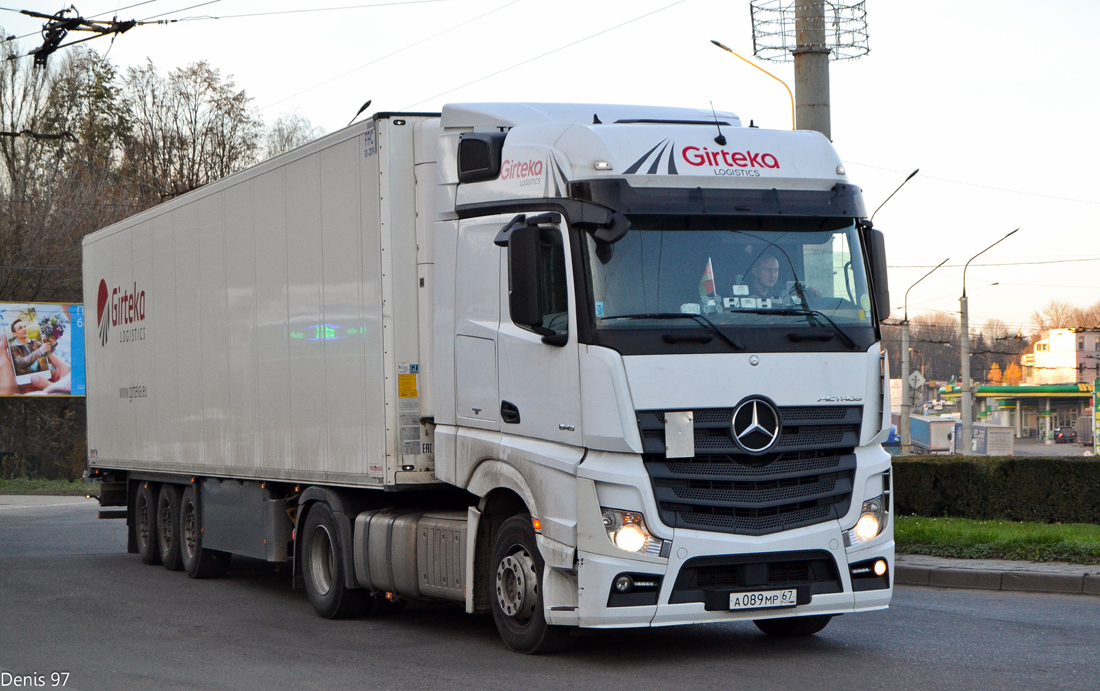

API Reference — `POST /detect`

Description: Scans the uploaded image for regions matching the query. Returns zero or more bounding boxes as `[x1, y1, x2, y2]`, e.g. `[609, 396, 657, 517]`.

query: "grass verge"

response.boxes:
[895, 515, 1100, 564]
[0, 477, 98, 496]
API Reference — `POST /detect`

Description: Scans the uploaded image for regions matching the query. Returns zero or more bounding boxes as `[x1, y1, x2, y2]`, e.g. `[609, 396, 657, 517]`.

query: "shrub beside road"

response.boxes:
[895, 515, 1100, 564]
[0, 478, 97, 496]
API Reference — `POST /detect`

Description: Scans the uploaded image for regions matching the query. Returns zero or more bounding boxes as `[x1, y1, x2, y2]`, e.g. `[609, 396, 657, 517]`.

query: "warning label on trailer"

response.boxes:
[398, 374, 418, 397]
[399, 397, 421, 455]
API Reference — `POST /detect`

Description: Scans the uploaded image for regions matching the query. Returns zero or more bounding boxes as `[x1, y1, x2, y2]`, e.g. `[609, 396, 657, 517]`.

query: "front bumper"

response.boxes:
[571, 521, 892, 628]
[562, 445, 894, 629]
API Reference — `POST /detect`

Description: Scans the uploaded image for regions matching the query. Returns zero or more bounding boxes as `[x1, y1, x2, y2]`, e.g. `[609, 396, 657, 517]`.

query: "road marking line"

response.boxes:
[0, 502, 99, 510]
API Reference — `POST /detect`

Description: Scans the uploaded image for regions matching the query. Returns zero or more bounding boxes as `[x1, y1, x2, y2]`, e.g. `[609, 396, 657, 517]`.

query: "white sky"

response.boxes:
[4, 0, 1098, 332]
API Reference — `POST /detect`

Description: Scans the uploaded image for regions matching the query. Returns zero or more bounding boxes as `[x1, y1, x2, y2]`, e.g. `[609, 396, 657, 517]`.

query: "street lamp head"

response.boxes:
[904, 256, 949, 323]
[962, 228, 1019, 297]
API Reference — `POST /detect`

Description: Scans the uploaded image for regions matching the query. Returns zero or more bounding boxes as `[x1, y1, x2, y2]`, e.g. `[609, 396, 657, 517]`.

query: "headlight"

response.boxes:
[601, 509, 670, 557]
[845, 494, 888, 546]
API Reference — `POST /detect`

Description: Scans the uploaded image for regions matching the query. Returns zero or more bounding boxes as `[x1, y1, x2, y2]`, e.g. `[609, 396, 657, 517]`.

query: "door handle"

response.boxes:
[500, 400, 521, 424]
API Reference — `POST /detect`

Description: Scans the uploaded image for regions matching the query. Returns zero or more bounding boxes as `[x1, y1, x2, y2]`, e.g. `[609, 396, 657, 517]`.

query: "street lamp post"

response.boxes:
[960, 229, 1019, 455]
[900, 258, 949, 456]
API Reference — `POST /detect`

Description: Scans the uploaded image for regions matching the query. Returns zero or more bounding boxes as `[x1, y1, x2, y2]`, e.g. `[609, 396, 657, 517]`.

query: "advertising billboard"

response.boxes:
[0, 302, 84, 396]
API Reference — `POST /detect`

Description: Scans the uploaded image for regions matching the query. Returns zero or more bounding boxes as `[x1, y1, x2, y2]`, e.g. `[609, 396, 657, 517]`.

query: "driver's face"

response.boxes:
[754, 258, 780, 287]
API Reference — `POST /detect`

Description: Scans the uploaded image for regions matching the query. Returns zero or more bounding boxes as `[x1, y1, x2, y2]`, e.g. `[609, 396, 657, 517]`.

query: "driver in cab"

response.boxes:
[745, 254, 781, 299]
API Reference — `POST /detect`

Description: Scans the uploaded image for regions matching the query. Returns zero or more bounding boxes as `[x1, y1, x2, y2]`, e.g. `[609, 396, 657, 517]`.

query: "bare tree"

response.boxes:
[121, 60, 263, 201]
[908, 313, 960, 382]
[264, 112, 324, 159]
[0, 46, 136, 302]
[1031, 300, 1080, 331]
[1078, 299, 1100, 328]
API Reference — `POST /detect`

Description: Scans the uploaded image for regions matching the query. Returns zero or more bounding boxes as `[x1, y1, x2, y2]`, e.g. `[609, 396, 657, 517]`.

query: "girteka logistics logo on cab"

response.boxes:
[623, 139, 782, 177]
[682, 145, 780, 176]
[97, 279, 146, 346]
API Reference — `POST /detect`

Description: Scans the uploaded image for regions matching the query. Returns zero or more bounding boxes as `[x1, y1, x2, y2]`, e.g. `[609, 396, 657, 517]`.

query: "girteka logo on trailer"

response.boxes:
[96, 279, 146, 346]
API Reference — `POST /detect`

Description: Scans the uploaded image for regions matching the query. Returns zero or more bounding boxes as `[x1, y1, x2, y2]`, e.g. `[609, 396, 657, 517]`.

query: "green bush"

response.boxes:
[893, 455, 1100, 523]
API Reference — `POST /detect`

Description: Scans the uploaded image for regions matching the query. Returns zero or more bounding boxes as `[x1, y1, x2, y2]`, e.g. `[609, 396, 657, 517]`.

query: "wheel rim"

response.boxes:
[182, 500, 197, 560]
[136, 495, 151, 550]
[158, 498, 173, 549]
[495, 545, 537, 624]
[308, 524, 335, 596]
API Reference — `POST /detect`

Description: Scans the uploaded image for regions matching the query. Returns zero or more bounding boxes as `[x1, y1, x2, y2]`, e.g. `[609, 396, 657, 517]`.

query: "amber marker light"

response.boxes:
[531, 517, 542, 532]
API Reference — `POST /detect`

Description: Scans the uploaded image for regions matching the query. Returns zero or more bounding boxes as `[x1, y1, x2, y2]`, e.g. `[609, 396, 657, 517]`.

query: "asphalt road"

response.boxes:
[2, 495, 1098, 691]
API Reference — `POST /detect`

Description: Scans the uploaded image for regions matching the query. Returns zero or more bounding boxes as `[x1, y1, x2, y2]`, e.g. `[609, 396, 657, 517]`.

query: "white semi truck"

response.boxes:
[84, 103, 894, 653]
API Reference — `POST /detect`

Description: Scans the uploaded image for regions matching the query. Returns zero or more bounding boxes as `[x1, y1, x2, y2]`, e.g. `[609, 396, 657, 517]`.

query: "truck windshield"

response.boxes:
[581, 216, 875, 352]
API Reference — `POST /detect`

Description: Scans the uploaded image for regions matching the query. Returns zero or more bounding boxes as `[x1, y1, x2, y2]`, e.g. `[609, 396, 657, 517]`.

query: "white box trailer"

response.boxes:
[85, 104, 895, 653]
[909, 414, 956, 454]
[84, 114, 434, 488]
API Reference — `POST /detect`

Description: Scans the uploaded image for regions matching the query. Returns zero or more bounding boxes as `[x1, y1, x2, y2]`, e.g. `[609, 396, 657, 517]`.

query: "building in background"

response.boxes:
[1022, 328, 1100, 385]
[941, 329, 1100, 441]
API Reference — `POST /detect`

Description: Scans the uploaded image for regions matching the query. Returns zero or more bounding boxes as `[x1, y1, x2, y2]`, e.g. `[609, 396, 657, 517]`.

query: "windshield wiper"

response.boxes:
[727, 307, 860, 350]
[603, 312, 745, 351]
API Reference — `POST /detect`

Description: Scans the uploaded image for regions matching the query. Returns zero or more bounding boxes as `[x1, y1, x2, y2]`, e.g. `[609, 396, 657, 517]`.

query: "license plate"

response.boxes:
[729, 589, 797, 610]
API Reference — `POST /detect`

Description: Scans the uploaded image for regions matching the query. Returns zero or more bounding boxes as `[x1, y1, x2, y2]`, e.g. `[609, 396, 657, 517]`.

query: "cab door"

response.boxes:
[452, 217, 502, 431]
[496, 216, 582, 446]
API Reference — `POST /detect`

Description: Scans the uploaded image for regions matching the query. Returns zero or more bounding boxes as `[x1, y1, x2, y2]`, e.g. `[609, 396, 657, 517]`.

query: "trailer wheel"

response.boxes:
[489, 516, 573, 654]
[301, 502, 370, 619]
[754, 614, 833, 637]
[179, 484, 231, 579]
[157, 484, 184, 571]
[135, 483, 161, 565]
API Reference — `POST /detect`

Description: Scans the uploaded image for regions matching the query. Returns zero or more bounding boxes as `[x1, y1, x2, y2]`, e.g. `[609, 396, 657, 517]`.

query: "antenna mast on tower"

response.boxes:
[749, 0, 870, 139]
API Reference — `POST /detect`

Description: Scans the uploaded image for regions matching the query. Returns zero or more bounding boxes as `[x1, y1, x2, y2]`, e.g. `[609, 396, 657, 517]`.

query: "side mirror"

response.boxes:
[504, 222, 569, 346]
[865, 227, 890, 321]
[507, 225, 544, 332]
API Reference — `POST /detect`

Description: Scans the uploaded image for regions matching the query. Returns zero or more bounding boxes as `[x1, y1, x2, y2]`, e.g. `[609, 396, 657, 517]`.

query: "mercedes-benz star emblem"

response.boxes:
[731, 398, 781, 454]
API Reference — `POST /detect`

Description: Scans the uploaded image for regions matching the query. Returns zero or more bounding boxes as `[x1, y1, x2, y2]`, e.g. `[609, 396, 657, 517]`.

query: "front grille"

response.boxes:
[670, 550, 843, 607]
[639, 406, 861, 536]
[641, 406, 862, 456]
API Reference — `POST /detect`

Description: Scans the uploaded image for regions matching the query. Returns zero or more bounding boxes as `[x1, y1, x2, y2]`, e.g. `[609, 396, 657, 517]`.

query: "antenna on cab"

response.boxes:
[710, 101, 726, 146]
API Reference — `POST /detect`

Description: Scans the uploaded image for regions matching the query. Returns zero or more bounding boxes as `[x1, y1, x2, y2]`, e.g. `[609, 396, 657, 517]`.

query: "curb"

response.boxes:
[896, 559, 1100, 597]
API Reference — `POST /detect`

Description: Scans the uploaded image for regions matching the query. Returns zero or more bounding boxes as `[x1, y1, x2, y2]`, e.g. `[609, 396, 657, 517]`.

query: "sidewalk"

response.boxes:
[1012, 437, 1093, 457]
[896, 554, 1100, 596]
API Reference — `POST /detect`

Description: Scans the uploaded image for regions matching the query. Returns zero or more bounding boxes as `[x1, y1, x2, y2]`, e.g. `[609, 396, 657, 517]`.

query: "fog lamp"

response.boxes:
[614, 575, 634, 593]
[873, 559, 888, 577]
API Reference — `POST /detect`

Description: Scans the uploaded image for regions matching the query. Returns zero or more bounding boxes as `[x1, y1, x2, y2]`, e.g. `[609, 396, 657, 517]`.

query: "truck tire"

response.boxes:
[489, 516, 574, 654]
[135, 482, 161, 566]
[301, 502, 370, 619]
[157, 484, 184, 571]
[754, 614, 833, 637]
[179, 484, 231, 579]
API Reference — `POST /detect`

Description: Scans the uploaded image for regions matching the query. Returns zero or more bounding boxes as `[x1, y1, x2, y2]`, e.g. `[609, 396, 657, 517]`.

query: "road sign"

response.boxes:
[908, 371, 926, 390]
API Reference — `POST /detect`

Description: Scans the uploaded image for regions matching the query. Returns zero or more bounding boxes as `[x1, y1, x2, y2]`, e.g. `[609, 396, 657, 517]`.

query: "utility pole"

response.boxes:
[745, 1, 867, 137]
[960, 229, 1018, 455]
[959, 293, 972, 454]
[901, 258, 949, 455]
[793, 0, 831, 138]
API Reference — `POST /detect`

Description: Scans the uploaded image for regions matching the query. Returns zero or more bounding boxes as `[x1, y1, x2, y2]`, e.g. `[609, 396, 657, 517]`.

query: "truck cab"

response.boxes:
[429, 104, 893, 645]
